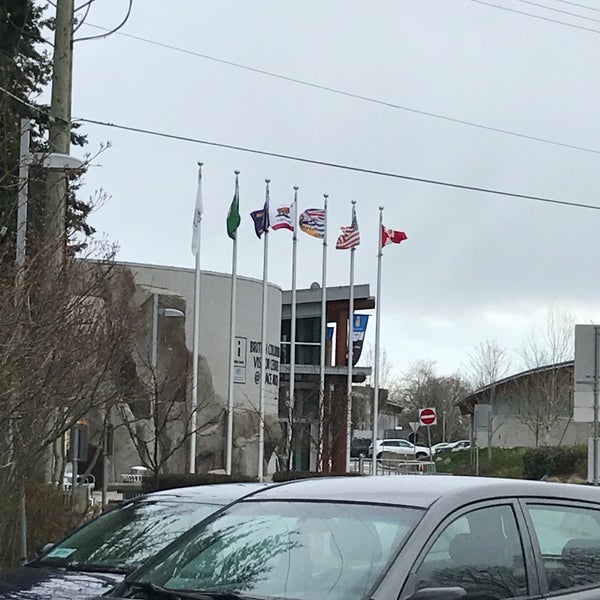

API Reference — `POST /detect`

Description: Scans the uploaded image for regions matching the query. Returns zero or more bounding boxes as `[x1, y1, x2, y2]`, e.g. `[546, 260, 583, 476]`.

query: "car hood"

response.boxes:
[0, 565, 123, 599]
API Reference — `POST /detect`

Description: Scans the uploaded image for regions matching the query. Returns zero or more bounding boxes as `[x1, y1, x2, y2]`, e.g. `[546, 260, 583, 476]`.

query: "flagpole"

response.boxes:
[346, 200, 356, 473]
[226, 171, 240, 476]
[372, 207, 384, 475]
[190, 162, 203, 475]
[258, 179, 270, 482]
[319, 194, 328, 472]
[288, 186, 299, 469]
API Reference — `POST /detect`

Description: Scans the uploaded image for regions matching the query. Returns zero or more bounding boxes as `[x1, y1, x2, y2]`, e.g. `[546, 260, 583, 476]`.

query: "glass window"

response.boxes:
[527, 504, 600, 592]
[384, 441, 400, 447]
[412, 505, 528, 599]
[39, 500, 221, 572]
[134, 501, 423, 600]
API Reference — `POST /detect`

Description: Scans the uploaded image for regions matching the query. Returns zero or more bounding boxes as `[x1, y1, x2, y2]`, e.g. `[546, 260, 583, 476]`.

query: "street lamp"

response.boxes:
[150, 293, 185, 471]
[17, 119, 84, 270]
[16, 119, 84, 564]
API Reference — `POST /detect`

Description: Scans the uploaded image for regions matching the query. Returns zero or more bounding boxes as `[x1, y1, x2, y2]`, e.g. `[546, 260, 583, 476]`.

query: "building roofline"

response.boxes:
[457, 360, 574, 407]
[113, 259, 282, 291]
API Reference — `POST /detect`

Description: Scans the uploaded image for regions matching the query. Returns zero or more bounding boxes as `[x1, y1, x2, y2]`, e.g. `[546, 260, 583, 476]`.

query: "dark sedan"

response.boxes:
[0, 483, 268, 600]
[105, 475, 600, 600]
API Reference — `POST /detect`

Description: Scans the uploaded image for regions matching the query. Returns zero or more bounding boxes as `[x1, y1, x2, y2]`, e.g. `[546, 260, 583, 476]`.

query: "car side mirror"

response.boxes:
[406, 587, 467, 600]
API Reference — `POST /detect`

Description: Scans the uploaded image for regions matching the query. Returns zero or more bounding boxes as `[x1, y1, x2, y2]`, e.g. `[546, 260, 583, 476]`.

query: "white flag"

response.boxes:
[269, 202, 295, 232]
[191, 166, 203, 255]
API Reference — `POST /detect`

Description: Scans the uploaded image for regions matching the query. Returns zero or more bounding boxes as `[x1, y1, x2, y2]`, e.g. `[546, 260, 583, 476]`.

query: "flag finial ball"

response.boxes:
[265, 178, 271, 184]
[197, 161, 203, 167]
[234, 170, 240, 175]
[351, 199, 356, 205]
[293, 186, 299, 191]
[379, 206, 384, 211]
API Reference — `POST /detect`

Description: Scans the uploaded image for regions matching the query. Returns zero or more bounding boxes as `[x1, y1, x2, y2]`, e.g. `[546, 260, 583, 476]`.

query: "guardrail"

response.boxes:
[349, 454, 437, 475]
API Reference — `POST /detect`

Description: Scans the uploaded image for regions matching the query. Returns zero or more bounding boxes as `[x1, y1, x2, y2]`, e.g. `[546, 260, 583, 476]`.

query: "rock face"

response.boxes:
[86, 265, 281, 481]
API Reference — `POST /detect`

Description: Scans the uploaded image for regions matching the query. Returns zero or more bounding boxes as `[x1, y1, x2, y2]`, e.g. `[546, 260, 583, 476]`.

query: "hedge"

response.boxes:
[522, 446, 587, 481]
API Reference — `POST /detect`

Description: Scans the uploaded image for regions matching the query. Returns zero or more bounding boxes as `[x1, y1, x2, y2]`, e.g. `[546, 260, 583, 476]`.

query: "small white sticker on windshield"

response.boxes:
[46, 548, 77, 558]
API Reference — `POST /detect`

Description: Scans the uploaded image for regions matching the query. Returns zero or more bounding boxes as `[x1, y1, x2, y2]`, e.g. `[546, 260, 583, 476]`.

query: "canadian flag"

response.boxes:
[381, 225, 407, 248]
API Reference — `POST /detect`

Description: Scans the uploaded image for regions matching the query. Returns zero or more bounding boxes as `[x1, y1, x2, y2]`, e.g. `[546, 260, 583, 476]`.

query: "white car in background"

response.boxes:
[369, 438, 431, 459]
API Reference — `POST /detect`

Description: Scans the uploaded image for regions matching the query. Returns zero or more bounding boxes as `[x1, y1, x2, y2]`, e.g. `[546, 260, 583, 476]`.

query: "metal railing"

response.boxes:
[349, 454, 437, 475]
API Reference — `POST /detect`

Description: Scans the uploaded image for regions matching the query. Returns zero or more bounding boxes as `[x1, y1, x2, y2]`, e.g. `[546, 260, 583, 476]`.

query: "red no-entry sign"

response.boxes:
[419, 407, 437, 427]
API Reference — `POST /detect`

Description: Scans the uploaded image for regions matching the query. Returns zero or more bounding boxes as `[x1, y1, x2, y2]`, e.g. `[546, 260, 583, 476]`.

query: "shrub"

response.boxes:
[522, 446, 587, 481]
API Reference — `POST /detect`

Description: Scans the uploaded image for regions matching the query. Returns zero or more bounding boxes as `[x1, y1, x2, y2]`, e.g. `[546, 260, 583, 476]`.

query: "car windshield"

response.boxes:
[133, 500, 423, 600]
[37, 499, 223, 572]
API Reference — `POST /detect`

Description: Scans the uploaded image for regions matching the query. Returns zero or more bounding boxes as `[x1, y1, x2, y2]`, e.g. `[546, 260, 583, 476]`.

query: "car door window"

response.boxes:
[412, 505, 528, 599]
[527, 504, 600, 593]
[385, 441, 400, 447]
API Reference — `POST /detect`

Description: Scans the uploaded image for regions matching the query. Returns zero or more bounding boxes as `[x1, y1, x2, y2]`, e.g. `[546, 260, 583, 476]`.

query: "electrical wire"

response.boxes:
[80, 22, 600, 158]
[469, 0, 600, 34]
[3, 85, 599, 213]
[74, 0, 133, 43]
[75, 116, 600, 212]
[554, 0, 600, 12]
[514, 0, 600, 23]
[73, 1, 93, 34]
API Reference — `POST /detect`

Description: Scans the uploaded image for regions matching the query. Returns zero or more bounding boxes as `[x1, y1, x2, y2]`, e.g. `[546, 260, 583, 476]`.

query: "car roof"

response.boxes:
[136, 482, 271, 505]
[240, 475, 600, 509]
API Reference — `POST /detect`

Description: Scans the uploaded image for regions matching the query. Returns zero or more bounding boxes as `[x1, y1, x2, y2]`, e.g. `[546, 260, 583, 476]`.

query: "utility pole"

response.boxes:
[46, 0, 74, 260]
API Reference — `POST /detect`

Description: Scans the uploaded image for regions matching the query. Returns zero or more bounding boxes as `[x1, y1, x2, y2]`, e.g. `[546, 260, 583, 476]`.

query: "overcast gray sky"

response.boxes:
[63, 0, 600, 378]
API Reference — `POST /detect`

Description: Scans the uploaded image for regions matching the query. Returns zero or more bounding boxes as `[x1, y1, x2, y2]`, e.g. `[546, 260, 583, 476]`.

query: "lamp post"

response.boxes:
[150, 293, 185, 475]
[16, 118, 83, 563]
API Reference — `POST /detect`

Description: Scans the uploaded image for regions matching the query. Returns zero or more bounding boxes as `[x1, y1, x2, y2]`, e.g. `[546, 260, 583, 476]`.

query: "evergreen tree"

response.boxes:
[0, 0, 94, 258]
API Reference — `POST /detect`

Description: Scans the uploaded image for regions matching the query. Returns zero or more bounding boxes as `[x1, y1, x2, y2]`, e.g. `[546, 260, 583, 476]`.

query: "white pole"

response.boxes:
[16, 119, 30, 562]
[258, 179, 270, 481]
[151, 292, 160, 473]
[226, 171, 240, 476]
[319, 194, 328, 471]
[190, 163, 203, 474]
[288, 187, 299, 469]
[371, 207, 384, 475]
[346, 201, 356, 472]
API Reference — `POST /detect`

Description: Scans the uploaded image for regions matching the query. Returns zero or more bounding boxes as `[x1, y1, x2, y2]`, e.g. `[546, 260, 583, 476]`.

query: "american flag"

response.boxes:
[336, 204, 360, 249]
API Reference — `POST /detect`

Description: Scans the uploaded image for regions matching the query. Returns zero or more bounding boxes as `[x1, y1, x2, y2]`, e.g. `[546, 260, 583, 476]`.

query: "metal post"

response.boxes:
[371, 207, 383, 475]
[346, 244, 355, 472]
[258, 180, 270, 482]
[593, 327, 599, 486]
[71, 426, 79, 494]
[151, 292, 159, 471]
[318, 195, 328, 471]
[288, 187, 298, 469]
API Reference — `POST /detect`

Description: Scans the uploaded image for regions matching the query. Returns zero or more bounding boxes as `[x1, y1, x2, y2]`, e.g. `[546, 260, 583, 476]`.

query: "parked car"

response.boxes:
[435, 439, 471, 454]
[431, 442, 450, 454]
[0, 483, 269, 600]
[369, 438, 431, 459]
[103, 475, 600, 600]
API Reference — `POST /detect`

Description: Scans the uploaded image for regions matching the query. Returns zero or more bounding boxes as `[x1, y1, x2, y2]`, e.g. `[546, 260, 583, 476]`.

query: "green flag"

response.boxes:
[226, 175, 241, 240]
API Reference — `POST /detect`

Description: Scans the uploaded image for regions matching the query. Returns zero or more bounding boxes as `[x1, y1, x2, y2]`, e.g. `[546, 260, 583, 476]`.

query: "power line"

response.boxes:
[76, 116, 600, 212]
[514, 0, 600, 23]
[470, 0, 600, 34]
[80, 21, 600, 158]
[554, 0, 600, 13]
[74, 0, 133, 43]
[3, 84, 599, 213]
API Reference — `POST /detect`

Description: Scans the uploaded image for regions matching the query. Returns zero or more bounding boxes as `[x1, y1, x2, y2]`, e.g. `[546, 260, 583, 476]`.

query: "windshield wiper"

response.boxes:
[63, 562, 129, 575]
[127, 581, 186, 599]
[175, 591, 253, 600]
